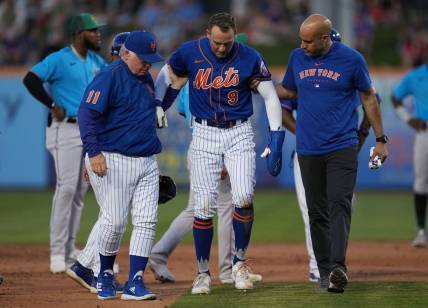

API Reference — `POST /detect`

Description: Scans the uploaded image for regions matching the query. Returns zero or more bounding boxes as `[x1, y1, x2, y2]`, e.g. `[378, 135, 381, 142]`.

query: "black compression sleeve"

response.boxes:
[23, 71, 54, 109]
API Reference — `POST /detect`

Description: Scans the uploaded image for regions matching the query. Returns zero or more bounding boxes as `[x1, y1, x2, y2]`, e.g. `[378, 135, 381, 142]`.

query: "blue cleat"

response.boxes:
[91, 275, 123, 294]
[97, 270, 116, 300]
[66, 262, 94, 292]
[121, 272, 156, 301]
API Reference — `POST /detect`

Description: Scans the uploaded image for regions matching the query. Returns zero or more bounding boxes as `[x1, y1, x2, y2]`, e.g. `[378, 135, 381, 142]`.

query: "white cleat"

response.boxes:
[221, 268, 262, 284]
[412, 229, 428, 247]
[50, 255, 66, 274]
[220, 277, 233, 284]
[191, 272, 211, 295]
[232, 261, 254, 290]
[248, 272, 263, 283]
[148, 259, 176, 283]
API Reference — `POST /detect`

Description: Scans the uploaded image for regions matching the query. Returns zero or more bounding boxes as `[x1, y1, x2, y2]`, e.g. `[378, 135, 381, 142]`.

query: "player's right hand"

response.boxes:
[51, 105, 65, 121]
[261, 130, 285, 176]
[408, 118, 427, 131]
[156, 106, 168, 128]
[89, 153, 107, 177]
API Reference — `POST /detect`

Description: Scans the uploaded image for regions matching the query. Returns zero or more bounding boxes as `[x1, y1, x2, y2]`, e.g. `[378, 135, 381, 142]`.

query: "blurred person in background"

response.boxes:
[391, 52, 428, 248]
[22, 12, 106, 274]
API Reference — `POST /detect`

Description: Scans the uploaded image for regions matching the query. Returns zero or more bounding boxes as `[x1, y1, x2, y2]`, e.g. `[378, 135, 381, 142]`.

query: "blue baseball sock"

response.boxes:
[129, 255, 148, 282]
[233, 206, 254, 264]
[193, 217, 213, 274]
[99, 253, 116, 274]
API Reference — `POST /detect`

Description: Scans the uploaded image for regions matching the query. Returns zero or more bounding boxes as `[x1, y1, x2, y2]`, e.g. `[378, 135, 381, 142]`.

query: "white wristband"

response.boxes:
[395, 105, 411, 123]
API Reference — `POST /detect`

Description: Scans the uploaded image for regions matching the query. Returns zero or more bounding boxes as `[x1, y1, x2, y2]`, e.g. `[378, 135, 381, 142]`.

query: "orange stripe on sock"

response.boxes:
[194, 219, 213, 226]
[233, 216, 253, 223]
[193, 223, 213, 230]
[233, 212, 254, 222]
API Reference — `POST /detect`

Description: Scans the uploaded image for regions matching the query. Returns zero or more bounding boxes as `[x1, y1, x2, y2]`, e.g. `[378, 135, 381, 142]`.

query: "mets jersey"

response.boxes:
[282, 42, 372, 155]
[78, 60, 161, 157]
[31, 46, 106, 117]
[169, 37, 271, 121]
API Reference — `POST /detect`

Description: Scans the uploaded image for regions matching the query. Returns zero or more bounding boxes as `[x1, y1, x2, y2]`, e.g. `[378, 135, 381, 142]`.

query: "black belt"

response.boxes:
[66, 117, 77, 123]
[194, 118, 247, 129]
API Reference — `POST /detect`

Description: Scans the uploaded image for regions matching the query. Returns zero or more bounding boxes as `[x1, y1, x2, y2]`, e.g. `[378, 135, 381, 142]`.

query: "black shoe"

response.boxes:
[328, 267, 348, 293]
[319, 276, 329, 292]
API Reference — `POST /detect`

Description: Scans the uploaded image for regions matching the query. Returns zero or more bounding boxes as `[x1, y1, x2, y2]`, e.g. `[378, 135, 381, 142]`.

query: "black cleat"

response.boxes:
[328, 267, 348, 293]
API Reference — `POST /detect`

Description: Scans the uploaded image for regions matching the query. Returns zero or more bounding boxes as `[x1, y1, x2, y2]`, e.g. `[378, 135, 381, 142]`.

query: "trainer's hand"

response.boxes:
[249, 78, 260, 93]
[156, 106, 168, 128]
[408, 118, 427, 131]
[261, 130, 285, 176]
[168, 65, 188, 90]
[51, 105, 65, 121]
[89, 153, 107, 177]
[371, 142, 388, 163]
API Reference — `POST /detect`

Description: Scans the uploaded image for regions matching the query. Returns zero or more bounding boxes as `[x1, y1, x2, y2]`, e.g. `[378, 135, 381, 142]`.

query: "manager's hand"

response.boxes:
[89, 153, 107, 177]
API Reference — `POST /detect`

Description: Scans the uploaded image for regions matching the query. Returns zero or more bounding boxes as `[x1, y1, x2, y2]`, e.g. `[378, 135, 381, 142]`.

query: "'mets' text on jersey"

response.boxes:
[169, 37, 271, 121]
[282, 42, 372, 155]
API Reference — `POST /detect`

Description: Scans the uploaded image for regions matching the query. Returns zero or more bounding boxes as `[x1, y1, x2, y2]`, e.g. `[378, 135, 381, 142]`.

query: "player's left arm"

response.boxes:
[257, 80, 283, 131]
[257, 80, 286, 176]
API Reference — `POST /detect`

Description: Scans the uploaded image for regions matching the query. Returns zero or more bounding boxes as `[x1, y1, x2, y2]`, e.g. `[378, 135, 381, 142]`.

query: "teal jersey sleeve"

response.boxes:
[177, 82, 191, 127]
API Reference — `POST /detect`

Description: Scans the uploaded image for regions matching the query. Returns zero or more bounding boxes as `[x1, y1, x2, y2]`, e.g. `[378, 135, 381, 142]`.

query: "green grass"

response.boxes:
[172, 281, 428, 308]
[0, 190, 415, 244]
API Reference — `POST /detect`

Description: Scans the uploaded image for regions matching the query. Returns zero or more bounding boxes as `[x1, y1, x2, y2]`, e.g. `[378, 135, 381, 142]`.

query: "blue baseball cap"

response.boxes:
[111, 32, 130, 55]
[124, 31, 163, 64]
[330, 28, 341, 42]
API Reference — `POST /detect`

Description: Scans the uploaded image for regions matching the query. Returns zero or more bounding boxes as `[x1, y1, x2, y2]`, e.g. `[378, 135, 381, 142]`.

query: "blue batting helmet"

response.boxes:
[111, 32, 130, 55]
[330, 28, 341, 42]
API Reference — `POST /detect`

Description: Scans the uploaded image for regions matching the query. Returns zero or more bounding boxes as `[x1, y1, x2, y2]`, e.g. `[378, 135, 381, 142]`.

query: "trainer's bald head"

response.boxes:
[299, 14, 333, 57]
[300, 14, 332, 38]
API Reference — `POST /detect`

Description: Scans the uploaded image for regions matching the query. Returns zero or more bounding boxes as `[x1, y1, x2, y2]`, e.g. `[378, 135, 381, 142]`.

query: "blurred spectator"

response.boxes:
[1, 0, 428, 66]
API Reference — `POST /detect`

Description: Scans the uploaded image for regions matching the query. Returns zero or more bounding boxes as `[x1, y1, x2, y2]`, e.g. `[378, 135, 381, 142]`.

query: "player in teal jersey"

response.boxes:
[23, 13, 106, 274]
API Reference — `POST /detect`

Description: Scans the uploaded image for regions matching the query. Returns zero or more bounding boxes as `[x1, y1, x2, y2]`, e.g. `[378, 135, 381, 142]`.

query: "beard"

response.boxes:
[83, 36, 101, 51]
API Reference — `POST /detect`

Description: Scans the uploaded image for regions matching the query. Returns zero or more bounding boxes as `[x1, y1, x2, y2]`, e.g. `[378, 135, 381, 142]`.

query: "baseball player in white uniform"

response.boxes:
[155, 13, 284, 294]
[149, 79, 262, 285]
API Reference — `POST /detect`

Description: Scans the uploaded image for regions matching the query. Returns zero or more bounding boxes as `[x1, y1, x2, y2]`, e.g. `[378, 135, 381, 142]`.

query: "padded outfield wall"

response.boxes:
[0, 67, 413, 189]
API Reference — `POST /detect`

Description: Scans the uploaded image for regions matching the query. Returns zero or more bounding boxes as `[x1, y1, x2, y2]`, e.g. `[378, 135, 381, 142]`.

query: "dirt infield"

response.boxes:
[1, 241, 427, 307]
